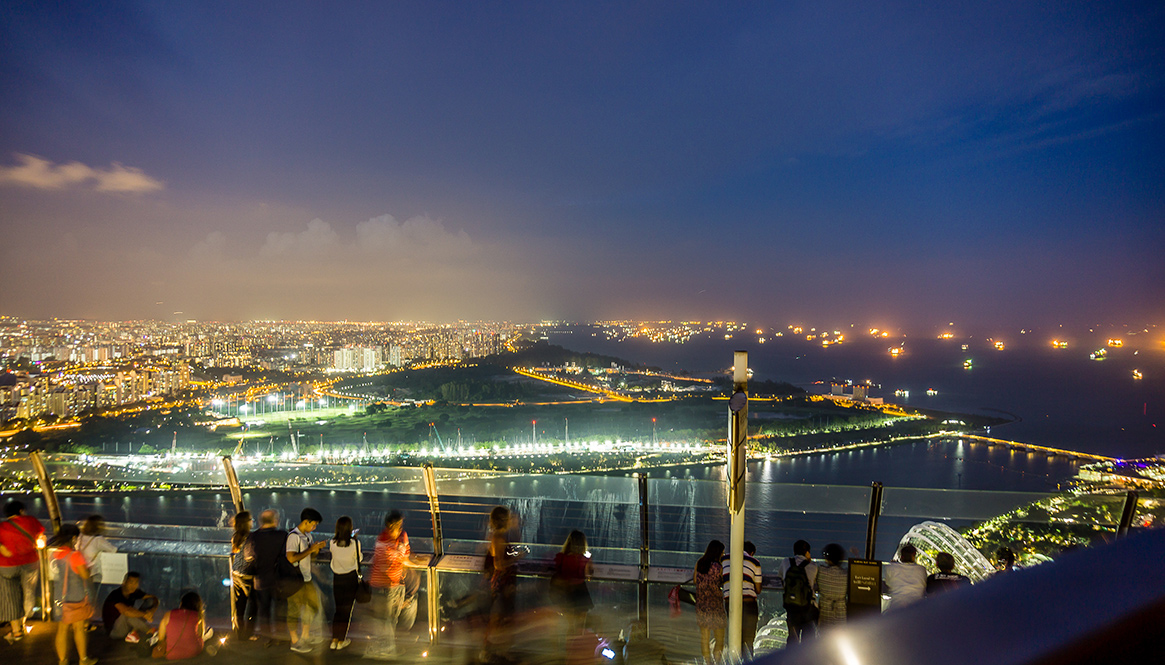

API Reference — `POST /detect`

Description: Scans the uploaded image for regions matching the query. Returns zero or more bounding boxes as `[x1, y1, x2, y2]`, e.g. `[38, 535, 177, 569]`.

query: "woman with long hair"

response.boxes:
[229, 510, 253, 640]
[817, 543, 848, 630]
[50, 524, 96, 665]
[156, 591, 209, 660]
[693, 539, 727, 662]
[551, 529, 594, 632]
[329, 515, 362, 650]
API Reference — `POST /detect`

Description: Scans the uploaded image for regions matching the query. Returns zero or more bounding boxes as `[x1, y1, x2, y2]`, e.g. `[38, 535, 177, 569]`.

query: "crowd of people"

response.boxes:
[0, 498, 1008, 664]
[685, 538, 988, 659]
[0, 502, 220, 664]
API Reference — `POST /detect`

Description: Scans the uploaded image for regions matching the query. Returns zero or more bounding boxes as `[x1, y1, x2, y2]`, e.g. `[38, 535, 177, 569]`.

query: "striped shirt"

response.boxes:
[369, 530, 410, 588]
[720, 553, 762, 599]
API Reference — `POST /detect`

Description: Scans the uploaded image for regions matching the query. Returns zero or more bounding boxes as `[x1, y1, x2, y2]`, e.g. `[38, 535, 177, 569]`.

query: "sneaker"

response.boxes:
[203, 627, 214, 641]
[336, 640, 351, 650]
[80, 659, 99, 665]
[330, 641, 338, 650]
[290, 643, 313, 653]
[125, 631, 141, 644]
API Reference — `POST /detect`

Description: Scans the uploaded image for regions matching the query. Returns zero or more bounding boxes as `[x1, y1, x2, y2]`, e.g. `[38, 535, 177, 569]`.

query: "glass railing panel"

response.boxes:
[649, 500, 870, 561]
[438, 492, 642, 551]
[650, 478, 873, 515]
[880, 486, 1054, 521]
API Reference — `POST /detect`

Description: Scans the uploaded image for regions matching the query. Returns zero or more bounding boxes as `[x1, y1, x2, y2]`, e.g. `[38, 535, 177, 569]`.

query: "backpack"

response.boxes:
[783, 558, 813, 608]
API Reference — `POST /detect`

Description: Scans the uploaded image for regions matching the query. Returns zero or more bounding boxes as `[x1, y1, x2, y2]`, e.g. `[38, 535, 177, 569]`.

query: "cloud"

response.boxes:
[0, 153, 164, 193]
[259, 218, 340, 257]
[355, 214, 473, 257]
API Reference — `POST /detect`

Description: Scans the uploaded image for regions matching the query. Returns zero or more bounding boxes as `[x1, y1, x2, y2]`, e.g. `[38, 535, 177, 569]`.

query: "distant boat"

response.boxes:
[1133, 369, 1143, 380]
[961, 344, 969, 351]
[994, 341, 1005, 350]
[963, 359, 973, 369]
[927, 388, 938, 396]
[894, 389, 909, 397]
[1090, 349, 1107, 361]
[1051, 340, 1068, 349]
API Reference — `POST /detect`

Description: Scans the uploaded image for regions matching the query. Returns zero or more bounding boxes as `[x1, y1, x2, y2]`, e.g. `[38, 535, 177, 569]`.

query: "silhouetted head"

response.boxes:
[3, 501, 25, 518]
[697, 539, 725, 575]
[793, 540, 811, 557]
[898, 544, 917, 563]
[489, 506, 510, 532]
[80, 514, 106, 536]
[935, 552, 956, 573]
[562, 530, 587, 555]
[179, 591, 202, 612]
[822, 543, 846, 565]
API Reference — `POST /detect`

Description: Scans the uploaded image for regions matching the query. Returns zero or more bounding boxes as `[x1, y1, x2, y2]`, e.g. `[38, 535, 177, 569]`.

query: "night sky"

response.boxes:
[2, 1, 1163, 329]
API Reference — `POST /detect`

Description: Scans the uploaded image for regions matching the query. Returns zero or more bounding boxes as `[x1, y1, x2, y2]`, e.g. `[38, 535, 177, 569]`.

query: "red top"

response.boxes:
[553, 552, 589, 584]
[0, 515, 46, 566]
[369, 530, 410, 588]
[163, 608, 203, 660]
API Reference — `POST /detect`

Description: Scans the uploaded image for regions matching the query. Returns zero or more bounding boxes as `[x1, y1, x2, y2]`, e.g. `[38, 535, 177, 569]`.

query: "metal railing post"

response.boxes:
[421, 463, 443, 645]
[29, 451, 59, 621]
[38, 546, 51, 622]
[637, 473, 649, 626]
[28, 451, 61, 532]
[421, 463, 443, 558]
[1117, 490, 1139, 537]
[865, 482, 884, 560]
[221, 456, 245, 513]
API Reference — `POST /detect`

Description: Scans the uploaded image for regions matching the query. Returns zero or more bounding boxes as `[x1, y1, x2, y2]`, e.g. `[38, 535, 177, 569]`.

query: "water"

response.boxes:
[628, 437, 1079, 492]
[546, 326, 1165, 458]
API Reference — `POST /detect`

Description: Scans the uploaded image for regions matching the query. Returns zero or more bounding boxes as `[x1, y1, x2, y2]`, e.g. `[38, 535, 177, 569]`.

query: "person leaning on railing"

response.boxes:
[366, 510, 411, 660]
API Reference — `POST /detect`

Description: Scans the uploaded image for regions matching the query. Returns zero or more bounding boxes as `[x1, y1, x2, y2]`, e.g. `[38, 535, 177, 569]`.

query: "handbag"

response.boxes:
[354, 540, 372, 604]
[355, 579, 372, 604]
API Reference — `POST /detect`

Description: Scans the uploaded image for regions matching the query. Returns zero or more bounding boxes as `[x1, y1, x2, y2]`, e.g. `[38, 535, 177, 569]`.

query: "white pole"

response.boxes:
[727, 351, 748, 659]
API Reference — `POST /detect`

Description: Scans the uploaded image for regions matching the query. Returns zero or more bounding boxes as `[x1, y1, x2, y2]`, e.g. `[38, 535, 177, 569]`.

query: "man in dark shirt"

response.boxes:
[102, 571, 158, 641]
[243, 509, 288, 641]
[926, 552, 972, 597]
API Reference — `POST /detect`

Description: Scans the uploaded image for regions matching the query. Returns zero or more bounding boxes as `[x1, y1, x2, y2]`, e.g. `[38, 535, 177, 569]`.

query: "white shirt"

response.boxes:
[286, 528, 313, 581]
[882, 562, 927, 609]
[330, 539, 361, 575]
[77, 534, 117, 580]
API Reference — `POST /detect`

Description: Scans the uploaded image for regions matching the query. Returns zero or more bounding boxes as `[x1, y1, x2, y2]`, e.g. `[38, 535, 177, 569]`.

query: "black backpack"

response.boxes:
[783, 558, 813, 608]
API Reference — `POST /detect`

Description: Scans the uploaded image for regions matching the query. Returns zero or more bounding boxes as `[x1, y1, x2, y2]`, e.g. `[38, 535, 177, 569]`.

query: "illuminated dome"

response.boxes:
[898, 521, 995, 582]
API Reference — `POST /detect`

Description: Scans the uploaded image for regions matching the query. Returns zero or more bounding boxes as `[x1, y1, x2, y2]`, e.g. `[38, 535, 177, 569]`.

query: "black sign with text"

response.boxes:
[847, 559, 883, 618]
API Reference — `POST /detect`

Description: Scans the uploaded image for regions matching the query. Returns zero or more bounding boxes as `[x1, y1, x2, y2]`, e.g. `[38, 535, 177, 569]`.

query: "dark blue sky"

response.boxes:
[2, 1, 1162, 330]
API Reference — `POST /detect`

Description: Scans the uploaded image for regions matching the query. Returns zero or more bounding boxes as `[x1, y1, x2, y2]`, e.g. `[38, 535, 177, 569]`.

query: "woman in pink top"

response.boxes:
[156, 592, 207, 660]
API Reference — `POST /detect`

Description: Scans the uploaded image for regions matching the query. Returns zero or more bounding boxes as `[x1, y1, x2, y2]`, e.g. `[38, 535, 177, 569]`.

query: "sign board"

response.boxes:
[846, 559, 882, 618]
[647, 566, 692, 583]
[98, 552, 128, 585]
[435, 554, 485, 572]
[591, 563, 639, 581]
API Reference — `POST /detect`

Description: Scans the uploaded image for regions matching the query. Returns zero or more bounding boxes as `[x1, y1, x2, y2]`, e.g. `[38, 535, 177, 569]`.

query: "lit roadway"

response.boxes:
[512, 367, 677, 403]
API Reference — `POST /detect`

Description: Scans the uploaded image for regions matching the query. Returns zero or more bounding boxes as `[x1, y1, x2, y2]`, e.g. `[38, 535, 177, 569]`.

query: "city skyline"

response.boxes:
[2, 2, 1163, 327]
